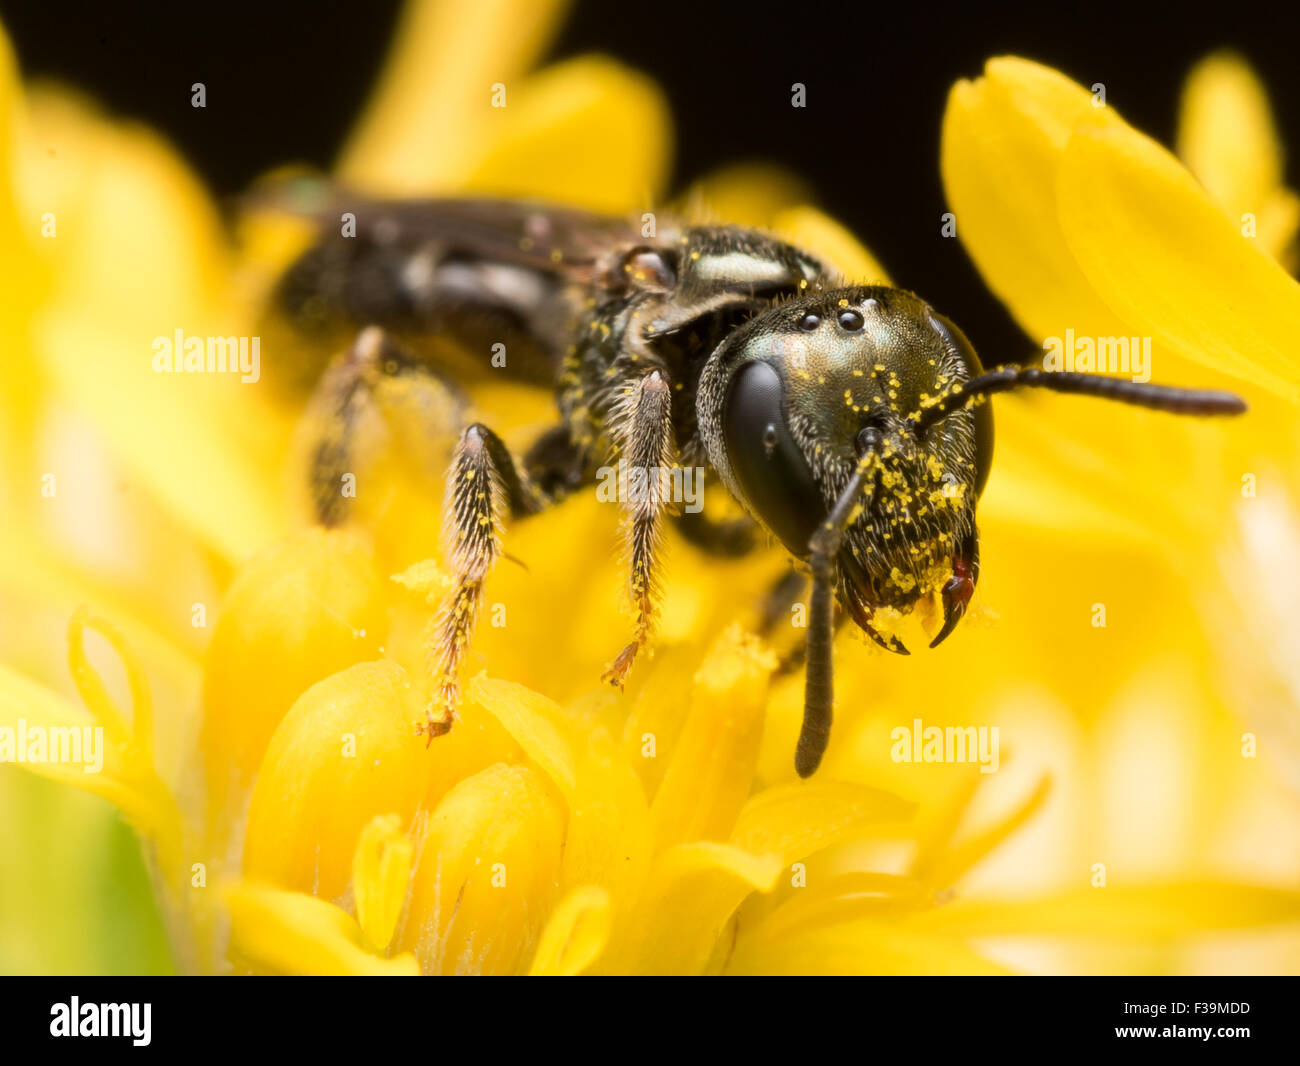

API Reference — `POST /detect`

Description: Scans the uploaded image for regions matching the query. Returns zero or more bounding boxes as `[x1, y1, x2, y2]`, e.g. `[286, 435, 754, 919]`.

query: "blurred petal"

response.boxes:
[0, 616, 183, 880]
[1177, 51, 1298, 262]
[337, 0, 571, 192]
[224, 881, 419, 976]
[462, 55, 673, 212]
[770, 205, 891, 283]
[915, 775, 1052, 887]
[0, 665, 143, 819]
[677, 163, 812, 227]
[745, 872, 931, 943]
[19, 89, 287, 561]
[729, 780, 913, 867]
[528, 884, 611, 975]
[907, 881, 1300, 938]
[0, 23, 45, 507]
[201, 530, 385, 835]
[728, 917, 1011, 975]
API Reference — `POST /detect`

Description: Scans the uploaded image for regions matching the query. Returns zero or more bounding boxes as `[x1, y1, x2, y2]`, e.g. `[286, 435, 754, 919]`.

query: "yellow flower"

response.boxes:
[3, 3, 1299, 976]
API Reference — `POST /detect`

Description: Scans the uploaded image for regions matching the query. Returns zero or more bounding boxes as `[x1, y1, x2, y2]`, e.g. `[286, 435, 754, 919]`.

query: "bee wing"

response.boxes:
[353, 197, 642, 281]
[257, 178, 643, 284]
[262, 185, 655, 383]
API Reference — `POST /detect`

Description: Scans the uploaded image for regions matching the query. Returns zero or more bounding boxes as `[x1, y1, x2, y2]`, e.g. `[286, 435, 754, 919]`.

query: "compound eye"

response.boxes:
[929, 311, 995, 497]
[723, 361, 827, 557]
[797, 311, 821, 331]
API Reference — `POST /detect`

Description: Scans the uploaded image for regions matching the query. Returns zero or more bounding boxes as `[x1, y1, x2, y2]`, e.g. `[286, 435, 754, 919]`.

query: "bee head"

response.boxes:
[697, 286, 992, 651]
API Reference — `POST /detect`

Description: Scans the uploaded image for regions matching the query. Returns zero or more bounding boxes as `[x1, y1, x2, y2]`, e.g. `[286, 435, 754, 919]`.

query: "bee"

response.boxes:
[266, 189, 1246, 777]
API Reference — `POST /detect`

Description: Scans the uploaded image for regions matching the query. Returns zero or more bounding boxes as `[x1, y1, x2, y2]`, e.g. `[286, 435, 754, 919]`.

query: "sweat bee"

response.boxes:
[264, 189, 1246, 777]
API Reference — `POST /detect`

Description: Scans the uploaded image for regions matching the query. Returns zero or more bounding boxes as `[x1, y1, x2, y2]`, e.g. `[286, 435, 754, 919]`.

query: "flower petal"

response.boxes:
[202, 530, 386, 839]
[352, 813, 414, 952]
[649, 624, 776, 849]
[468, 674, 577, 794]
[769, 205, 891, 284]
[940, 57, 1130, 344]
[612, 842, 783, 975]
[560, 734, 653, 912]
[242, 660, 512, 901]
[729, 780, 913, 868]
[461, 55, 673, 212]
[20, 89, 288, 561]
[336, 0, 571, 192]
[677, 163, 813, 227]
[727, 917, 1011, 975]
[397, 763, 567, 975]
[913, 775, 1052, 887]
[1058, 111, 1300, 402]
[907, 881, 1300, 939]
[527, 885, 611, 976]
[224, 881, 419, 976]
[1177, 51, 1299, 262]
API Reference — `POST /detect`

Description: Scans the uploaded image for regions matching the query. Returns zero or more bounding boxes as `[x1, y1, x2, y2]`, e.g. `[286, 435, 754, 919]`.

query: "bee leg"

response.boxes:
[601, 369, 675, 689]
[675, 509, 760, 557]
[759, 568, 809, 637]
[306, 325, 465, 526]
[422, 422, 547, 741]
[307, 327, 389, 526]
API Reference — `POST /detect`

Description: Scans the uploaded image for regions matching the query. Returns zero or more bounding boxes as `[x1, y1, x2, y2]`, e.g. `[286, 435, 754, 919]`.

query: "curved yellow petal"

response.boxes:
[201, 529, 386, 836]
[462, 55, 673, 212]
[747, 871, 931, 943]
[677, 163, 813, 227]
[0, 664, 131, 796]
[1177, 51, 1298, 262]
[528, 885, 611, 976]
[728, 917, 1011, 975]
[907, 881, 1300, 939]
[940, 57, 1130, 344]
[770, 205, 890, 284]
[397, 762, 567, 975]
[468, 674, 577, 795]
[612, 841, 783, 975]
[224, 881, 419, 976]
[240, 660, 431, 902]
[352, 813, 414, 952]
[0, 656, 183, 883]
[559, 734, 652, 909]
[729, 780, 914, 868]
[1057, 111, 1300, 402]
[337, 0, 571, 193]
[19, 89, 287, 561]
[913, 775, 1051, 887]
[650, 624, 776, 850]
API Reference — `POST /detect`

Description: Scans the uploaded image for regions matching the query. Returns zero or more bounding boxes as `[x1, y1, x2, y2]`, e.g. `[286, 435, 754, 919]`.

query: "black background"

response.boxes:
[3, 0, 1297, 360]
